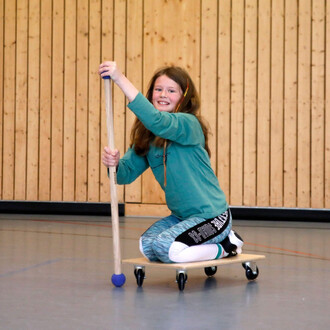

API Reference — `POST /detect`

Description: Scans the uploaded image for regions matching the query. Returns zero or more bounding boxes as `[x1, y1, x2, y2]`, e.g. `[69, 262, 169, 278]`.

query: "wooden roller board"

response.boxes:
[123, 253, 266, 291]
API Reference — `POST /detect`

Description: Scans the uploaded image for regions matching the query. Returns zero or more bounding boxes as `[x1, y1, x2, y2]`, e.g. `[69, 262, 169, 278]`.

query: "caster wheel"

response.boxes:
[176, 272, 188, 291]
[242, 262, 259, 280]
[204, 266, 217, 277]
[134, 267, 145, 287]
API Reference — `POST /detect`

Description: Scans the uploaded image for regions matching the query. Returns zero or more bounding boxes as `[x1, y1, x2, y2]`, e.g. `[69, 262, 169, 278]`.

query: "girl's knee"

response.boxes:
[152, 234, 173, 263]
[139, 236, 159, 262]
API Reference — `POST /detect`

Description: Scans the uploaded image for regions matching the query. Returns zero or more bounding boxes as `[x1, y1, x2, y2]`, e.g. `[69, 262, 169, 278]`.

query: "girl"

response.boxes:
[99, 61, 243, 263]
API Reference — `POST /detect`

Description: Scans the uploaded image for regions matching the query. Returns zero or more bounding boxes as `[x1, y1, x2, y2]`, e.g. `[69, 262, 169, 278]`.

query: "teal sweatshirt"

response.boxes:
[116, 92, 228, 220]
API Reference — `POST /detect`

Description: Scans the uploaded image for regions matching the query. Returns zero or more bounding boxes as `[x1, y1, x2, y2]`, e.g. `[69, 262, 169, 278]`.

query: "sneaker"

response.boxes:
[221, 230, 244, 256]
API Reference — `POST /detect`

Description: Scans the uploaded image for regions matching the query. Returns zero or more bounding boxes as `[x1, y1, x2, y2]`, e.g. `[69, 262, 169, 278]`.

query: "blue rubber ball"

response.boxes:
[111, 273, 126, 287]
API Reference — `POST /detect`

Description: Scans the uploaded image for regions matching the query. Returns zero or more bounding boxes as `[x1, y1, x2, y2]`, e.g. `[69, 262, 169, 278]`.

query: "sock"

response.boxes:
[215, 244, 229, 259]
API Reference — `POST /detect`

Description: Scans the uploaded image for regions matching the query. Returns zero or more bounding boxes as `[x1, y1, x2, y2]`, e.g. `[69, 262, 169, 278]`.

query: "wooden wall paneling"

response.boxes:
[283, 0, 298, 207]
[143, 0, 201, 83]
[14, 0, 28, 200]
[0, 0, 328, 211]
[311, 0, 325, 208]
[99, 0, 114, 202]
[217, 0, 231, 200]
[63, 0, 77, 201]
[125, 203, 170, 217]
[26, 0, 40, 200]
[0, 0, 3, 199]
[230, 0, 244, 205]
[2, 0, 16, 199]
[297, 0, 311, 208]
[75, 0, 89, 201]
[39, 0, 52, 201]
[243, 0, 257, 205]
[143, 0, 201, 204]
[270, 0, 284, 207]
[256, 0, 271, 206]
[125, 0, 143, 203]
[112, 0, 126, 203]
[51, 0, 64, 201]
[142, 0, 172, 205]
[87, 0, 102, 202]
[326, 1, 330, 208]
[201, 0, 218, 171]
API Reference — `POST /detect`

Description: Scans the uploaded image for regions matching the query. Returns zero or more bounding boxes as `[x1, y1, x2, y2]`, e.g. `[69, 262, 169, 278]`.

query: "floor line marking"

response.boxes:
[244, 242, 330, 260]
[4, 219, 329, 261]
[0, 259, 62, 278]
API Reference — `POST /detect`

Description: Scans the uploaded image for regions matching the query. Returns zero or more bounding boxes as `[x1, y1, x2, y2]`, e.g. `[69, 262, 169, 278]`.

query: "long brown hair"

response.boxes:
[130, 66, 211, 157]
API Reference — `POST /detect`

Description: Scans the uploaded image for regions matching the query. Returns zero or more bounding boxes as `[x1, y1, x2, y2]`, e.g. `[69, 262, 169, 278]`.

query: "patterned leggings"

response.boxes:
[139, 209, 232, 263]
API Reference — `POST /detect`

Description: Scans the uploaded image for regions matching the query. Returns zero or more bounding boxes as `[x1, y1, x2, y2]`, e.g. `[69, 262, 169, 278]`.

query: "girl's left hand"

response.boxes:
[102, 146, 120, 168]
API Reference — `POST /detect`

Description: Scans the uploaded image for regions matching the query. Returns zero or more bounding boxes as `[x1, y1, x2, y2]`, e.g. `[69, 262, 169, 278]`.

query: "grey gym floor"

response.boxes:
[0, 214, 329, 330]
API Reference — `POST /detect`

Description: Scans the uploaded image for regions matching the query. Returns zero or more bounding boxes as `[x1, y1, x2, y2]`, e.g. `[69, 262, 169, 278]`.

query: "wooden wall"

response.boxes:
[1, 0, 329, 216]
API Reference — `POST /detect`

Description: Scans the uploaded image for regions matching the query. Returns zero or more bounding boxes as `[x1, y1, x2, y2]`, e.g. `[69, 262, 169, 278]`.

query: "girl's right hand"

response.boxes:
[99, 61, 122, 82]
[102, 147, 120, 168]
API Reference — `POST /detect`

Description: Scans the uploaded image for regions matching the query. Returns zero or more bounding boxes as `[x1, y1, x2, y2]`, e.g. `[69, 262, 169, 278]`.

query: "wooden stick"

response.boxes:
[104, 77, 122, 275]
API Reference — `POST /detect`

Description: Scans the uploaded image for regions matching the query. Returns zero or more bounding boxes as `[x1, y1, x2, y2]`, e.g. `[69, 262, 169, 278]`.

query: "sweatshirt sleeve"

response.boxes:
[127, 92, 204, 146]
[116, 147, 149, 184]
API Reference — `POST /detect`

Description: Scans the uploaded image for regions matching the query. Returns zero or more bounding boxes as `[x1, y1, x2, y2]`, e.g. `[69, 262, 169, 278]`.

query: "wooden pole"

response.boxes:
[103, 77, 122, 277]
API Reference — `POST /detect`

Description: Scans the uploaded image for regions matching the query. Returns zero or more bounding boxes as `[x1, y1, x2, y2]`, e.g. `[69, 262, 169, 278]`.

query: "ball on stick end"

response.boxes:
[111, 273, 126, 287]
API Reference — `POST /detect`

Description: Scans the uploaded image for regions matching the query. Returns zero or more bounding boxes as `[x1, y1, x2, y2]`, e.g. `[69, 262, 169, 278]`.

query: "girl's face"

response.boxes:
[152, 75, 183, 112]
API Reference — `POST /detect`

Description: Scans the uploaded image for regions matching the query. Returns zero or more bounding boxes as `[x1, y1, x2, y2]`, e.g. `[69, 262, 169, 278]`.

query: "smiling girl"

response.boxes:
[99, 61, 243, 263]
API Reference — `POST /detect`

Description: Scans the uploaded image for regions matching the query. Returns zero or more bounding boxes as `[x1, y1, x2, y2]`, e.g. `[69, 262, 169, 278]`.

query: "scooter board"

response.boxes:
[123, 253, 265, 291]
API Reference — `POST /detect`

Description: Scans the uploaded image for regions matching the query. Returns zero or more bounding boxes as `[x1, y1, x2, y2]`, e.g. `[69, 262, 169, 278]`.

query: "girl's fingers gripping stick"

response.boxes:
[103, 75, 126, 287]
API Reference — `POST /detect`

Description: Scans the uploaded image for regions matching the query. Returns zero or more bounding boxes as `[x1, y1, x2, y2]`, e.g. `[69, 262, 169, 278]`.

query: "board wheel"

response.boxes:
[134, 267, 145, 287]
[204, 266, 217, 277]
[242, 262, 259, 280]
[176, 272, 188, 291]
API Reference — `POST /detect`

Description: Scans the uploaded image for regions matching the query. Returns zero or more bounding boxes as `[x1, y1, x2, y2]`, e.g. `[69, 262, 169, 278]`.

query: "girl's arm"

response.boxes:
[99, 61, 138, 102]
[116, 148, 149, 184]
[128, 93, 205, 146]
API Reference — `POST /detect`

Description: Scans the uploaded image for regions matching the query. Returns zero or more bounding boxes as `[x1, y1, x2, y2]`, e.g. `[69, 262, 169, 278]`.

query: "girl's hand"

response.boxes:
[99, 61, 123, 83]
[99, 61, 139, 102]
[102, 146, 120, 168]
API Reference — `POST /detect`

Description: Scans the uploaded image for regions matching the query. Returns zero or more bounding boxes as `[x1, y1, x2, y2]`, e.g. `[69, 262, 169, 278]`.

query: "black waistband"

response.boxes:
[175, 210, 231, 246]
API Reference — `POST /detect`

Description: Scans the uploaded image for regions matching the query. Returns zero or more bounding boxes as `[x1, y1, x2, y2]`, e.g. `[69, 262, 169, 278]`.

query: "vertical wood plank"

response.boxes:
[26, 0, 40, 200]
[39, 0, 52, 200]
[63, 0, 76, 201]
[143, 0, 201, 204]
[144, 0, 200, 93]
[218, 0, 231, 200]
[257, 0, 271, 206]
[270, 0, 284, 207]
[143, 0, 170, 204]
[14, 0, 28, 200]
[201, 0, 218, 171]
[311, 0, 325, 208]
[283, 0, 298, 207]
[88, 0, 101, 201]
[99, 0, 114, 203]
[125, 0, 143, 203]
[230, 0, 244, 205]
[111, 0, 126, 203]
[297, 0, 311, 208]
[326, 0, 330, 208]
[243, 0, 257, 205]
[75, 0, 89, 201]
[2, 0, 16, 199]
[51, 0, 64, 200]
[0, 0, 3, 198]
